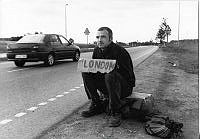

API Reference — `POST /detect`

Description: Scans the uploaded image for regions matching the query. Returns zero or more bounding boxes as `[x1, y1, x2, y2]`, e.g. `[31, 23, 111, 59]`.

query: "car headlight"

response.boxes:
[31, 45, 39, 52]
[33, 46, 39, 49]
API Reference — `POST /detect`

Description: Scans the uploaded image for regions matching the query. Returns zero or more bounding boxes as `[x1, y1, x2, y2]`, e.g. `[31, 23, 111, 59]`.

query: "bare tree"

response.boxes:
[156, 18, 171, 43]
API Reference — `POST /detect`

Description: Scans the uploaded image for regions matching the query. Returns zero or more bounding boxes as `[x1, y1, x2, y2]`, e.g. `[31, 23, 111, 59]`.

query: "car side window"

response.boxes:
[59, 36, 69, 45]
[49, 35, 61, 45]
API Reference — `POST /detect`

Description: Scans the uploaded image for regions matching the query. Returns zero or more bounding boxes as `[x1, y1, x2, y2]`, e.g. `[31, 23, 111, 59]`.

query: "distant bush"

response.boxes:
[75, 43, 96, 49]
[10, 36, 23, 41]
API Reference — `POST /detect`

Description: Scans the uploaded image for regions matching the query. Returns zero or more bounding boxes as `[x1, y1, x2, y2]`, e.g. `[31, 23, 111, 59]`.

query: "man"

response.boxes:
[81, 27, 135, 127]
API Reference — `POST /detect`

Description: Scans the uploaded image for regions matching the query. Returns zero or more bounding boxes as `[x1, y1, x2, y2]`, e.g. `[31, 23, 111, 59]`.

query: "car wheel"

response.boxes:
[73, 51, 80, 61]
[14, 61, 25, 67]
[45, 53, 55, 66]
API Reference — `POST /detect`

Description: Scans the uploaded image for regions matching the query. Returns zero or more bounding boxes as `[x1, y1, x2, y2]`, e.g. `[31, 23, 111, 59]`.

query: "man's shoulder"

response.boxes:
[111, 43, 128, 52]
[93, 46, 100, 52]
[110, 42, 122, 50]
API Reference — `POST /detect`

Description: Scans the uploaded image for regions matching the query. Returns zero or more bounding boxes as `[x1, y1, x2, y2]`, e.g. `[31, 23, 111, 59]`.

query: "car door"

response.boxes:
[58, 35, 75, 58]
[49, 35, 65, 59]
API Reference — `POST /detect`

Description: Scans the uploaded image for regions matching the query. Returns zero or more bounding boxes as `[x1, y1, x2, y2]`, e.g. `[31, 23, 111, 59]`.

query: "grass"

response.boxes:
[75, 43, 96, 53]
[162, 39, 199, 74]
[75, 43, 96, 49]
[0, 41, 16, 53]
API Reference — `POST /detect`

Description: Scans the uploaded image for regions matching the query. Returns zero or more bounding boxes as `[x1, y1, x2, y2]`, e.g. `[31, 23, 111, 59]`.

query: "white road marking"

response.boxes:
[0, 119, 12, 125]
[56, 95, 64, 98]
[0, 85, 83, 126]
[38, 102, 48, 106]
[0, 53, 6, 58]
[27, 107, 38, 111]
[48, 98, 56, 101]
[0, 62, 10, 65]
[69, 89, 76, 91]
[15, 112, 27, 117]
[8, 68, 31, 72]
[63, 91, 70, 94]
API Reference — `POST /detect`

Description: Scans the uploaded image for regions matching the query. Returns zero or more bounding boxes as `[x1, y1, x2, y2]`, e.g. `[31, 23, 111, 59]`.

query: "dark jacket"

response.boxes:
[92, 42, 135, 87]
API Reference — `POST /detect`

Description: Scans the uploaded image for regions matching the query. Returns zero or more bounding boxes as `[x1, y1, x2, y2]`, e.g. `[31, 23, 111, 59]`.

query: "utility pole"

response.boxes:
[198, 0, 199, 41]
[65, 4, 68, 39]
[178, 0, 180, 47]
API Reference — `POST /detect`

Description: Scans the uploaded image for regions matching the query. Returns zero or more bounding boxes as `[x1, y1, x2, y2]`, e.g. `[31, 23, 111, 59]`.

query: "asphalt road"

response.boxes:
[0, 46, 158, 139]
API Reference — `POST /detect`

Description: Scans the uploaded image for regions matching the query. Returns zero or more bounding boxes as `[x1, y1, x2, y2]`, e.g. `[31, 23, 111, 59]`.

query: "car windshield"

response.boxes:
[17, 34, 45, 43]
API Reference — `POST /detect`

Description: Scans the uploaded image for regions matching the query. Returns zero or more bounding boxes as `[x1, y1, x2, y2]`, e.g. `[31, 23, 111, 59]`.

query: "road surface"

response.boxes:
[0, 46, 158, 139]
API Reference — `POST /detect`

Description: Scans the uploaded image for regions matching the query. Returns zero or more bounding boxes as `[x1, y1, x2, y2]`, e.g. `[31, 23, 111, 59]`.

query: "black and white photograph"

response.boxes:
[0, 0, 198, 138]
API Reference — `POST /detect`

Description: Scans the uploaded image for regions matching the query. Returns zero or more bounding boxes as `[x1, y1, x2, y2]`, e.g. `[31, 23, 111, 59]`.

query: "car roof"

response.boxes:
[17, 34, 67, 44]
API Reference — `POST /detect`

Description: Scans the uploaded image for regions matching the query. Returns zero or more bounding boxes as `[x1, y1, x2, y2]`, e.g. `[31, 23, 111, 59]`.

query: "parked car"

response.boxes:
[7, 34, 80, 67]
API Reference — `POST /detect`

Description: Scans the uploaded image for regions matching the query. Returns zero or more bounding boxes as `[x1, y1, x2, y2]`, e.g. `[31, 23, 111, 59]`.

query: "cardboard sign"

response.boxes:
[77, 58, 116, 73]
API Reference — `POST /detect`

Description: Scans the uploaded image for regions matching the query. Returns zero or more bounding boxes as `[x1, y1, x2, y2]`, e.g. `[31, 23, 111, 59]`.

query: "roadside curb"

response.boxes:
[0, 53, 7, 62]
[0, 53, 6, 58]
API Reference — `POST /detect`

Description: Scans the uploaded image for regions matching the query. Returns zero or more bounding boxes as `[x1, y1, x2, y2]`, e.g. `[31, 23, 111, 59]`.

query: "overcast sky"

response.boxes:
[0, 0, 198, 43]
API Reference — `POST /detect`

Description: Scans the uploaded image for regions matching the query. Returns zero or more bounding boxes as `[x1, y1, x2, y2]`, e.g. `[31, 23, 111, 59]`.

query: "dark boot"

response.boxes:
[108, 112, 122, 127]
[81, 101, 104, 117]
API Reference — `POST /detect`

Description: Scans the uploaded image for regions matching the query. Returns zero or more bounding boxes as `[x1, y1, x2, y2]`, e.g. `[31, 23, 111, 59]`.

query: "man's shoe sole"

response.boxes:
[108, 120, 121, 127]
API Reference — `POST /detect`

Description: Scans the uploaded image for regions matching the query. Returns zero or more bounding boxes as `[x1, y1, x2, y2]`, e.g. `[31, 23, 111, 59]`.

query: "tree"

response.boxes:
[156, 18, 171, 43]
[10, 36, 23, 41]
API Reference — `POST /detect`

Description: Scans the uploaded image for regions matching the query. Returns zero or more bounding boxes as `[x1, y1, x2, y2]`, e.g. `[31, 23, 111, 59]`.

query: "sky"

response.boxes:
[0, 0, 198, 43]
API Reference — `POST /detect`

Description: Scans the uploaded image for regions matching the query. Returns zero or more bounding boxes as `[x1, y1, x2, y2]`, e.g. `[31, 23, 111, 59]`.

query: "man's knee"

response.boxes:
[105, 72, 114, 83]
[105, 71, 121, 83]
[82, 72, 90, 77]
[82, 72, 94, 79]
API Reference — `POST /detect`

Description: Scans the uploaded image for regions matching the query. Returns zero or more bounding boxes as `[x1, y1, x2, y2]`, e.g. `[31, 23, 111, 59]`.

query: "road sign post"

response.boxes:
[84, 28, 90, 44]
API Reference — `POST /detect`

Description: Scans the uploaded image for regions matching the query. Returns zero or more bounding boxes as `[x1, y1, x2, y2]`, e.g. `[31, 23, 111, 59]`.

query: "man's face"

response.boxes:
[96, 30, 111, 48]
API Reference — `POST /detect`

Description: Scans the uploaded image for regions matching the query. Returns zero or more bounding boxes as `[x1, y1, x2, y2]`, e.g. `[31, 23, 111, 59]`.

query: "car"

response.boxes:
[7, 34, 80, 67]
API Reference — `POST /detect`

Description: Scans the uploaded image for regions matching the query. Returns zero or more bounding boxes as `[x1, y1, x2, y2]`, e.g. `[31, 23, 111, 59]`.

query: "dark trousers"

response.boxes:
[82, 71, 133, 112]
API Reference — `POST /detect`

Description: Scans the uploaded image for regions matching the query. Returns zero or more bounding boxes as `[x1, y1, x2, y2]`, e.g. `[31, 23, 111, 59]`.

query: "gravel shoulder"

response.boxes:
[36, 46, 198, 139]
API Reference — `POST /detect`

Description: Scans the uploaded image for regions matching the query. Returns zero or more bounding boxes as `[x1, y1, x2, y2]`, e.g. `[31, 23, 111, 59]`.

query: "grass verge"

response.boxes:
[163, 39, 198, 74]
